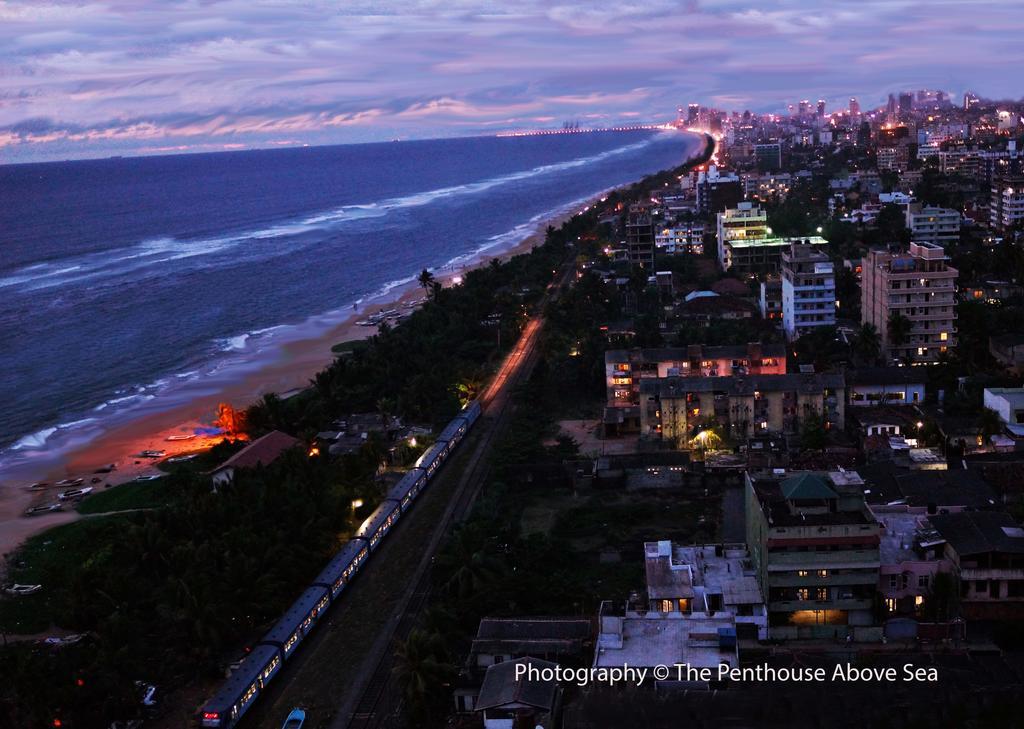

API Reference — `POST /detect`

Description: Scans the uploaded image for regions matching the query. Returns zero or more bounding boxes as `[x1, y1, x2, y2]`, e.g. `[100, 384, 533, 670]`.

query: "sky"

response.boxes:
[1, 0, 1022, 162]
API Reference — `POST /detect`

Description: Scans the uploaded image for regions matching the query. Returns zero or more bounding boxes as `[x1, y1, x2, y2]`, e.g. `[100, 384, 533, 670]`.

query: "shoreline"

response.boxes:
[0, 206, 578, 558]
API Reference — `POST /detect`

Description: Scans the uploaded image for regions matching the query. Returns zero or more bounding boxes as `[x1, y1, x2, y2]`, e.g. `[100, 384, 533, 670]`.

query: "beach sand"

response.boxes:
[0, 210, 576, 559]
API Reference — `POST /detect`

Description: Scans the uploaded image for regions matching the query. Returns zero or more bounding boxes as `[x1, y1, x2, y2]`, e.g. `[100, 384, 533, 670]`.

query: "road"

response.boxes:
[233, 258, 574, 729]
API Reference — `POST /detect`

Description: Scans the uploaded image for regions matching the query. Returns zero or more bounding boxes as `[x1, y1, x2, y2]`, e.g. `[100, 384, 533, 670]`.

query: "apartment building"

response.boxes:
[871, 506, 951, 617]
[721, 234, 828, 275]
[716, 202, 768, 269]
[696, 165, 743, 215]
[905, 203, 961, 247]
[780, 242, 836, 341]
[605, 343, 787, 409]
[759, 277, 783, 322]
[654, 223, 705, 255]
[990, 175, 1024, 235]
[861, 242, 959, 364]
[638, 372, 845, 445]
[745, 471, 880, 634]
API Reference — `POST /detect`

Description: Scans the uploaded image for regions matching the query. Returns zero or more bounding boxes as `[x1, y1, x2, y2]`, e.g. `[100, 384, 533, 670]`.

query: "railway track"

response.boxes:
[338, 262, 572, 729]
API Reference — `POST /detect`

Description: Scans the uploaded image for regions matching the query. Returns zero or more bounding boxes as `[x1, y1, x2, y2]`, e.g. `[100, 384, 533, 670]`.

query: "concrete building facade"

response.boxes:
[780, 242, 836, 340]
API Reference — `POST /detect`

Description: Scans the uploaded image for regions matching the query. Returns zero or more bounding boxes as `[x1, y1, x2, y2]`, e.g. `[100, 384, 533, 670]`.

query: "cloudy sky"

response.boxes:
[1, 0, 1021, 162]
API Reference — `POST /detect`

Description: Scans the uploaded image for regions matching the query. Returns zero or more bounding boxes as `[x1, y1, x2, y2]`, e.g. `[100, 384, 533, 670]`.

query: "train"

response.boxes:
[198, 400, 482, 728]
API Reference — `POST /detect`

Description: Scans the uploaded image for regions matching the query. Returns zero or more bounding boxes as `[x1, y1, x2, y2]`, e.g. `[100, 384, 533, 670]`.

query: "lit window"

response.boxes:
[940, 332, 948, 341]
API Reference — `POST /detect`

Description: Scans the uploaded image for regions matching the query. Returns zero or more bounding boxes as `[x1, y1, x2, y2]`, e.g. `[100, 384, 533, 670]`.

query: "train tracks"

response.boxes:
[337, 263, 571, 729]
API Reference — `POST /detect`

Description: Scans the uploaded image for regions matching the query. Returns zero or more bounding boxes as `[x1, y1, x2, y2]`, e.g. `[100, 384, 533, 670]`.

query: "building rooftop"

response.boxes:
[605, 342, 787, 363]
[726, 235, 828, 250]
[212, 430, 300, 473]
[595, 610, 738, 670]
[644, 542, 762, 607]
[476, 657, 559, 712]
[930, 511, 1024, 556]
[471, 618, 592, 659]
[749, 472, 874, 528]
[848, 367, 927, 386]
[640, 372, 844, 398]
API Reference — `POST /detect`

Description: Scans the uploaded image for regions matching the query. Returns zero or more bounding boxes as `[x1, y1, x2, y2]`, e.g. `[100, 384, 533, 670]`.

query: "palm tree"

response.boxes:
[851, 322, 881, 364]
[392, 628, 453, 723]
[887, 311, 913, 357]
[417, 268, 435, 296]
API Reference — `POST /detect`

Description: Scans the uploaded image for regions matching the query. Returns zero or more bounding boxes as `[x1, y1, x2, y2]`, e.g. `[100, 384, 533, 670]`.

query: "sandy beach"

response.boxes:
[0, 208, 577, 559]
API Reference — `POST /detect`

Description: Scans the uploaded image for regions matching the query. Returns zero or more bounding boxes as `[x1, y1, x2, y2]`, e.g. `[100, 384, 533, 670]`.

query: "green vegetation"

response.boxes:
[75, 480, 171, 515]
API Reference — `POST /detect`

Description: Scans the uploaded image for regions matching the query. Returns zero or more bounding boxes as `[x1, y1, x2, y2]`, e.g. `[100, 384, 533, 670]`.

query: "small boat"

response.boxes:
[139, 450, 166, 458]
[55, 478, 84, 487]
[281, 708, 305, 729]
[134, 474, 163, 482]
[5, 583, 42, 596]
[166, 454, 198, 463]
[355, 320, 375, 327]
[165, 434, 196, 441]
[59, 486, 94, 501]
[27, 481, 49, 490]
[25, 503, 62, 516]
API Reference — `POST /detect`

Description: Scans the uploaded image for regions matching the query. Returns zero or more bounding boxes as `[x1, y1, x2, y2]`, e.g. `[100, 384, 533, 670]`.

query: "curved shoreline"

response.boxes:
[0, 130, 711, 558]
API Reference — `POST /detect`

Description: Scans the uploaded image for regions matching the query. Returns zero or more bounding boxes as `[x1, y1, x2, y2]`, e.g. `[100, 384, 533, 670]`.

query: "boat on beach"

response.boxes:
[25, 503, 62, 516]
[55, 477, 84, 488]
[165, 434, 196, 442]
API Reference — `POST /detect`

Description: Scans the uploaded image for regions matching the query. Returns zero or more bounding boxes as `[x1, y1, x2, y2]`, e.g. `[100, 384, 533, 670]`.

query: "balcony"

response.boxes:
[769, 598, 874, 612]
[960, 567, 1024, 581]
[767, 551, 879, 570]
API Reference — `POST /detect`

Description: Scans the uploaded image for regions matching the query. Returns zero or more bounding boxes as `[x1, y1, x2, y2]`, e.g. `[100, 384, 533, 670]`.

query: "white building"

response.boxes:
[655, 223, 704, 254]
[781, 242, 836, 341]
[906, 203, 960, 247]
[983, 388, 1024, 427]
[716, 201, 768, 269]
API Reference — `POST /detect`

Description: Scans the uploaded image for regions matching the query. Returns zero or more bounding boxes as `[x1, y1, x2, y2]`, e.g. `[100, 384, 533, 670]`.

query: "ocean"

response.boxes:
[0, 129, 702, 468]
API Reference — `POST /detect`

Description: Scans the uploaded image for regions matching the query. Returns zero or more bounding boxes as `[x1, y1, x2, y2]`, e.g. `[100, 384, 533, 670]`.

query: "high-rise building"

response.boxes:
[626, 205, 655, 269]
[849, 97, 860, 119]
[687, 103, 700, 125]
[887, 93, 897, 120]
[696, 165, 743, 216]
[816, 99, 826, 118]
[898, 92, 913, 117]
[781, 242, 836, 341]
[798, 99, 810, 117]
[861, 243, 959, 364]
[753, 142, 782, 171]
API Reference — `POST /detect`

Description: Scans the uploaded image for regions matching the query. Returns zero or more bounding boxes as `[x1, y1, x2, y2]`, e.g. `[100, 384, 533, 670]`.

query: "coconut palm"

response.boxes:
[417, 268, 435, 295]
[851, 322, 882, 364]
[887, 312, 913, 349]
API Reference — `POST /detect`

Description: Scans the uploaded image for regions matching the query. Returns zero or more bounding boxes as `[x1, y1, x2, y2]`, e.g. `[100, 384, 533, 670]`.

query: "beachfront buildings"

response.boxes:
[861, 242, 959, 365]
[605, 344, 787, 410]
[638, 372, 845, 445]
[780, 242, 836, 341]
[745, 471, 881, 634]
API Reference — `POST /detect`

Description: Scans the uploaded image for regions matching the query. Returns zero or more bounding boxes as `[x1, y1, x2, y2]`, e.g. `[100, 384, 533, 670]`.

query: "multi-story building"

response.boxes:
[638, 372, 845, 444]
[990, 175, 1024, 234]
[930, 511, 1024, 620]
[871, 506, 951, 617]
[746, 471, 881, 634]
[983, 387, 1024, 427]
[759, 277, 783, 322]
[643, 541, 768, 639]
[625, 204, 655, 268]
[753, 143, 782, 171]
[716, 202, 768, 269]
[861, 243, 959, 364]
[780, 242, 836, 341]
[877, 146, 909, 172]
[722, 234, 828, 276]
[696, 165, 743, 215]
[605, 343, 787, 409]
[741, 172, 791, 203]
[905, 203, 961, 247]
[654, 223, 704, 255]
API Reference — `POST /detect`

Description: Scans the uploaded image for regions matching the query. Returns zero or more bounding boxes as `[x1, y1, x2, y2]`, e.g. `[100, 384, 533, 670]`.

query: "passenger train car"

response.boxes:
[198, 400, 482, 728]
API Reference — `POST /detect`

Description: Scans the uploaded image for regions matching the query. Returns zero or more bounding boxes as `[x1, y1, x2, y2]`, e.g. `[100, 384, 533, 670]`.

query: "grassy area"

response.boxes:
[0, 515, 134, 634]
[76, 480, 172, 515]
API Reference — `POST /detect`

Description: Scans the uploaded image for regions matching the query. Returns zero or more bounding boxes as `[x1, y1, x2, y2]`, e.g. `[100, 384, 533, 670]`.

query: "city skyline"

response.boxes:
[2, 0, 1024, 162]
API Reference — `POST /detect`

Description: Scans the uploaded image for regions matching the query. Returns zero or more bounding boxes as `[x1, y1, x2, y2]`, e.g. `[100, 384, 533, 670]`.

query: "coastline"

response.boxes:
[0, 206, 575, 558]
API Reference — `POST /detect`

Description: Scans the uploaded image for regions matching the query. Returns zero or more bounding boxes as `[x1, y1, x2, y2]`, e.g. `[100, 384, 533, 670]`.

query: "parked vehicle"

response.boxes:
[282, 708, 306, 729]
